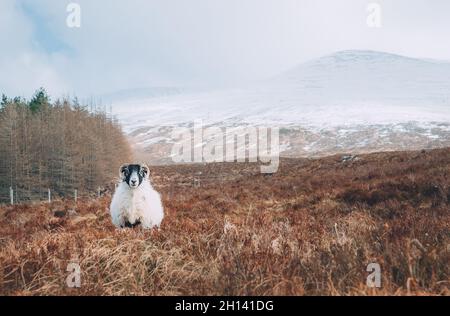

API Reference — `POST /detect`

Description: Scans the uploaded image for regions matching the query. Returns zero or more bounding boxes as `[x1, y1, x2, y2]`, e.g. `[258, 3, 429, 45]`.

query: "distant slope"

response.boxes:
[111, 50, 450, 164]
[271, 50, 450, 105]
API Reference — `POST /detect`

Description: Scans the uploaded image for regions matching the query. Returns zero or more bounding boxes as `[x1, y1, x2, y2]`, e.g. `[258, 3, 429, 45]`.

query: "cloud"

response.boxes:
[0, 0, 69, 98]
[1, 0, 450, 98]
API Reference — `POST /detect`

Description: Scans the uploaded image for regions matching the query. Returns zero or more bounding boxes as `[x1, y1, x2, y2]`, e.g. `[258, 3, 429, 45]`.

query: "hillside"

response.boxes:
[112, 50, 450, 164]
[0, 148, 448, 295]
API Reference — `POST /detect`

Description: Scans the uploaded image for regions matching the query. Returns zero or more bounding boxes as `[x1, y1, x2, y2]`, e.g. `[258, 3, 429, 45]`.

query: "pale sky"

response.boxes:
[1, 0, 450, 98]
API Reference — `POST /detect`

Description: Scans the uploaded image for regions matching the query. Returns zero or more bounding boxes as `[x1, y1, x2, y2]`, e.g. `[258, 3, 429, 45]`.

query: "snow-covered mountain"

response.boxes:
[272, 50, 450, 105]
[112, 50, 450, 163]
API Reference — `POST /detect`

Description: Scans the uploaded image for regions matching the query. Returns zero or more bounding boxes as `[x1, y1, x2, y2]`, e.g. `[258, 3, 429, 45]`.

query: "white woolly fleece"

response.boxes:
[110, 179, 164, 229]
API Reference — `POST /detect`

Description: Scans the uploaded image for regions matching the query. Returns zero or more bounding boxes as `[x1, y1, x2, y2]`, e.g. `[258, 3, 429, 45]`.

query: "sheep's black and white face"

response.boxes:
[120, 164, 149, 189]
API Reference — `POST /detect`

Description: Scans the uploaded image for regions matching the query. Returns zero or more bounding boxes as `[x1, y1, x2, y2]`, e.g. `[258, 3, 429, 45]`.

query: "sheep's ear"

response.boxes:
[140, 164, 150, 178]
[119, 164, 129, 179]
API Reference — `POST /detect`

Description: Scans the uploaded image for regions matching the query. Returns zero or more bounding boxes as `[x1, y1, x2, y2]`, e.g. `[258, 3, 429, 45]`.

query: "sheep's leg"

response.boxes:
[111, 212, 127, 228]
[124, 219, 141, 228]
[140, 217, 155, 229]
[126, 211, 141, 226]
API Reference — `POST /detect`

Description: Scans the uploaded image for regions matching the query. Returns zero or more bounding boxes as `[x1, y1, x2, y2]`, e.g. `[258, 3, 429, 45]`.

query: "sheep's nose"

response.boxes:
[131, 179, 137, 185]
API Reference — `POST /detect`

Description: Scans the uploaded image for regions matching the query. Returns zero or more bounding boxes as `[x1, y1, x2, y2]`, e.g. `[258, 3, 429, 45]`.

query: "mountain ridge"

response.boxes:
[110, 50, 450, 164]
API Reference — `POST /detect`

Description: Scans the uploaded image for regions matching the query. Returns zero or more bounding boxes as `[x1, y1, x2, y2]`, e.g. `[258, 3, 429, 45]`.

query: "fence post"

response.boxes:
[74, 189, 78, 204]
[48, 188, 51, 203]
[10, 187, 13, 205]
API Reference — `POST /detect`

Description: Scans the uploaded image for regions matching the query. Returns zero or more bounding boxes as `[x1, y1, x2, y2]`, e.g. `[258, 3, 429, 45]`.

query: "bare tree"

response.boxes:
[0, 90, 132, 203]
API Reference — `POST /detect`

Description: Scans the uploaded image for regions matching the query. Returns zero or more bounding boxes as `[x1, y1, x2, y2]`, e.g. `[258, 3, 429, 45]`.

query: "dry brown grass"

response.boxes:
[0, 148, 449, 295]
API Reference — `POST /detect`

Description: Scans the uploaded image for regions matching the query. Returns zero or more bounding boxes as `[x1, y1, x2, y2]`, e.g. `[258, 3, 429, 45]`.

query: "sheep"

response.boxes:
[110, 163, 164, 229]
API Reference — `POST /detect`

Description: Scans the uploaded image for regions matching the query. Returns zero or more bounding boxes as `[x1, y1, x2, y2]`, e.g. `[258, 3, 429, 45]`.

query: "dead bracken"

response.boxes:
[0, 148, 449, 295]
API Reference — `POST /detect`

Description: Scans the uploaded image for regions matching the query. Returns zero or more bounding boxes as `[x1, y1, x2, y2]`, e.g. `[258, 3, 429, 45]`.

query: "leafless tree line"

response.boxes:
[0, 89, 131, 203]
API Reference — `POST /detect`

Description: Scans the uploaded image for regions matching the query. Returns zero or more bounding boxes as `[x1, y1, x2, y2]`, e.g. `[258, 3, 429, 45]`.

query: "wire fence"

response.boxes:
[1, 172, 242, 206]
[0, 186, 114, 206]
